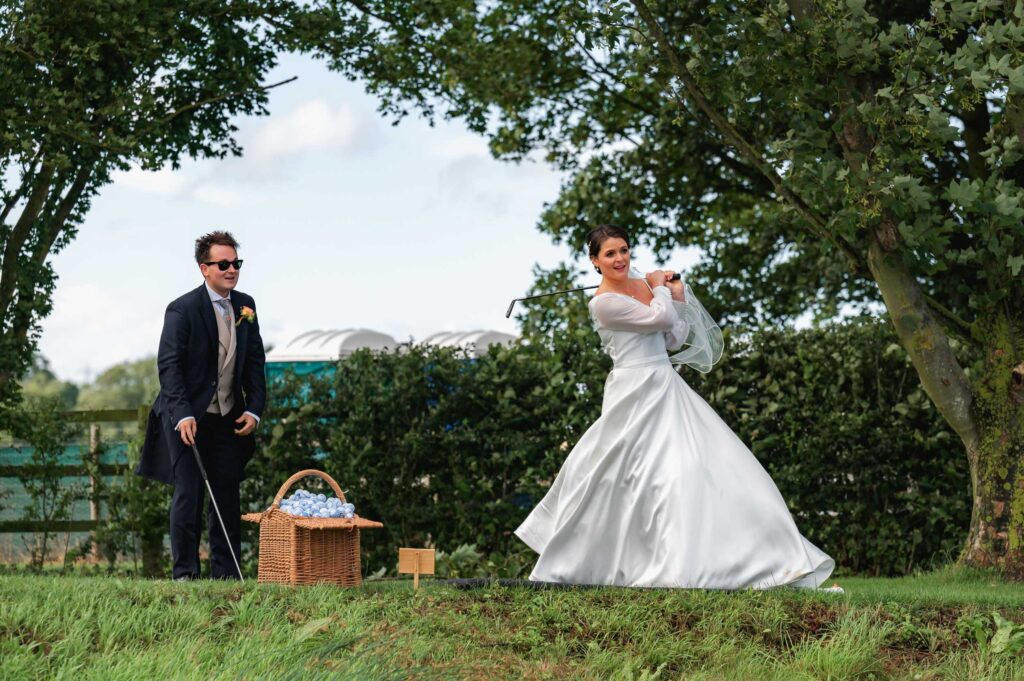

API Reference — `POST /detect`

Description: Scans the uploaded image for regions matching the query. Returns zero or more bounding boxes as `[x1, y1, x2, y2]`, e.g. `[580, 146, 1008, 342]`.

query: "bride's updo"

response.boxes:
[586, 224, 630, 273]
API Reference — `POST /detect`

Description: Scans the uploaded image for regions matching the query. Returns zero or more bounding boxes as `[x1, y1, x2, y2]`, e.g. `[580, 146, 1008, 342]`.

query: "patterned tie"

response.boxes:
[208, 298, 235, 415]
[216, 299, 232, 338]
[215, 298, 232, 323]
[214, 299, 233, 361]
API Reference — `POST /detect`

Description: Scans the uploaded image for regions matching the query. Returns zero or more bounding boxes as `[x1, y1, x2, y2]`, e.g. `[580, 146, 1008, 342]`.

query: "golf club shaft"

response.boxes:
[505, 285, 598, 318]
[190, 442, 245, 582]
[505, 272, 683, 318]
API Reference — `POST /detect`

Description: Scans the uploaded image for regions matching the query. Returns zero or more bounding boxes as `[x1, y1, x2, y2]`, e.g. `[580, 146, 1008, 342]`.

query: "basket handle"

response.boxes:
[272, 469, 346, 506]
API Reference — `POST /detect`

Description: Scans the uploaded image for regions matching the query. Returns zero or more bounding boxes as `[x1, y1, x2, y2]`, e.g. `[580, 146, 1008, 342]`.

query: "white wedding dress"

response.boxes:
[515, 284, 834, 589]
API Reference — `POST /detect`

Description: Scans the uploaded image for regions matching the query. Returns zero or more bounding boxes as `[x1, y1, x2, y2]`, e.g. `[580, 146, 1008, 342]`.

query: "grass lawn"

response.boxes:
[2, 568, 1023, 680]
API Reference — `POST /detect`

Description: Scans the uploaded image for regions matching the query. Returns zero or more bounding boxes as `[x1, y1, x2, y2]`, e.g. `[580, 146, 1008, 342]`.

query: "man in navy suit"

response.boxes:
[137, 231, 266, 580]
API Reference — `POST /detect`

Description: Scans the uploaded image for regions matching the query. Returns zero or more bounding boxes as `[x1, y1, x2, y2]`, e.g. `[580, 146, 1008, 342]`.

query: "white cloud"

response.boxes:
[108, 97, 375, 204]
[49, 283, 126, 332]
[190, 185, 247, 208]
[435, 152, 556, 214]
[112, 165, 189, 195]
[40, 283, 164, 382]
[248, 98, 368, 161]
[427, 130, 492, 161]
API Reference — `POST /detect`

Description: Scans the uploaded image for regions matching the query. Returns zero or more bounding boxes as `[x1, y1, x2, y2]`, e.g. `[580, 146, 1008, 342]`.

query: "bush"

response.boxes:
[248, 341, 606, 576]
[8, 398, 86, 570]
[252, 319, 969, 577]
[94, 434, 170, 575]
[698, 320, 970, 575]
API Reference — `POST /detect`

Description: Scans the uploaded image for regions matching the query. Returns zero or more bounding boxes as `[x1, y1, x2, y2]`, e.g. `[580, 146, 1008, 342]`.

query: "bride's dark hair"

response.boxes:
[586, 225, 631, 273]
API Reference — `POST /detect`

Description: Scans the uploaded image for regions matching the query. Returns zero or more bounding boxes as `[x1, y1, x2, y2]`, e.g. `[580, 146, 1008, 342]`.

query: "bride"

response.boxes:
[514, 225, 835, 589]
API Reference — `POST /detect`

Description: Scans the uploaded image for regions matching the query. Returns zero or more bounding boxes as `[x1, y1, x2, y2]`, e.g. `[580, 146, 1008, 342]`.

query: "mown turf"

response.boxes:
[839, 567, 1024, 607]
[1, 570, 1023, 680]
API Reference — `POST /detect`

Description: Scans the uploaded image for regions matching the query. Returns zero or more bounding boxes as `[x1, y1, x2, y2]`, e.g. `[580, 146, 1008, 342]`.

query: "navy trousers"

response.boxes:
[170, 412, 243, 579]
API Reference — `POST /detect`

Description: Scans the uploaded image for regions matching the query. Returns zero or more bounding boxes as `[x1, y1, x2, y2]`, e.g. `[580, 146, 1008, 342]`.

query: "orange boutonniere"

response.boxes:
[236, 305, 256, 326]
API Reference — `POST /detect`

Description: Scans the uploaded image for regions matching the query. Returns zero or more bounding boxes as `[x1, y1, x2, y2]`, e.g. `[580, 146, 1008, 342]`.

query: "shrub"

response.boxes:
[699, 320, 970, 575]
[8, 398, 85, 570]
[253, 319, 968, 577]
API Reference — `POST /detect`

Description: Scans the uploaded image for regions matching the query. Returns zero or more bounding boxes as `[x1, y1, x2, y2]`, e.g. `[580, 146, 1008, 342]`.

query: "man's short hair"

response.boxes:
[195, 231, 240, 265]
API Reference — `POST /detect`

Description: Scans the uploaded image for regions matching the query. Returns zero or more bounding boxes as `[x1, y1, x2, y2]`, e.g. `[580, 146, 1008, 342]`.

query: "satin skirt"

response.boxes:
[515, 358, 834, 589]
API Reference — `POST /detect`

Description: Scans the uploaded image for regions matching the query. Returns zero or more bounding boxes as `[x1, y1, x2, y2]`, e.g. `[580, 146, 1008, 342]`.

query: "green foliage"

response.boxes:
[251, 340, 603, 576]
[304, 0, 1024, 326]
[0, 1, 349, 414]
[92, 434, 170, 575]
[16, 355, 78, 409]
[958, 610, 1024, 659]
[435, 543, 484, 579]
[74, 356, 158, 411]
[255, 319, 966, 577]
[7, 398, 85, 570]
[431, 542, 533, 580]
[700, 320, 972, 576]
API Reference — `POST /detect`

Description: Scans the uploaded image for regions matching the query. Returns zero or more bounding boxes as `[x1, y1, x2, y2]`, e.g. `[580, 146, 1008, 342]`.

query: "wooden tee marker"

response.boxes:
[398, 548, 435, 589]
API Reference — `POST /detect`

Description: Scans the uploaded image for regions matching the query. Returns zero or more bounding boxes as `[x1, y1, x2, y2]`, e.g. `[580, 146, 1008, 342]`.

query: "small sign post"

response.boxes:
[398, 548, 435, 590]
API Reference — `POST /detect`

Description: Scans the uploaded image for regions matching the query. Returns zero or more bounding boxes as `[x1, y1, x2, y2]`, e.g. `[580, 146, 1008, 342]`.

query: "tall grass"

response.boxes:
[1, 571, 1023, 680]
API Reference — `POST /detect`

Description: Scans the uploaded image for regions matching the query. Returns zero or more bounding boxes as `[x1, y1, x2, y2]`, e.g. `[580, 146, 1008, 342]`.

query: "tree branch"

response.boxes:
[0, 163, 54, 319]
[960, 99, 991, 181]
[0, 148, 44, 227]
[160, 75, 298, 123]
[345, 0, 395, 27]
[572, 35, 661, 119]
[716, 150, 775, 194]
[628, 0, 866, 274]
[868, 231, 978, 449]
[32, 164, 94, 265]
[923, 294, 974, 338]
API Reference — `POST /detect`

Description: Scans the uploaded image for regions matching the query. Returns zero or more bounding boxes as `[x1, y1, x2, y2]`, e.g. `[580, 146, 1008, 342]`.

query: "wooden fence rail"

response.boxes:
[0, 406, 155, 567]
[0, 520, 101, 533]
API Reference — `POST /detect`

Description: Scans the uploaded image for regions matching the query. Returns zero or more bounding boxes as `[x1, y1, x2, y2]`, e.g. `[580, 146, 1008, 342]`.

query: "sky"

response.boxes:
[37, 53, 698, 383]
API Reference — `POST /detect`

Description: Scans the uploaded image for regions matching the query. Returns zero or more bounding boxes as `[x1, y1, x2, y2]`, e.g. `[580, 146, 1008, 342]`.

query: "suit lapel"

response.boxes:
[197, 284, 218, 352]
[232, 297, 247, 376]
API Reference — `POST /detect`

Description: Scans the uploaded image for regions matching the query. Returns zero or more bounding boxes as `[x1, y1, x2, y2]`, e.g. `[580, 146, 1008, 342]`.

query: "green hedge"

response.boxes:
[243, 340, 605, 577]
[249, 319, 969, 577]
[699, 322, 970, 575]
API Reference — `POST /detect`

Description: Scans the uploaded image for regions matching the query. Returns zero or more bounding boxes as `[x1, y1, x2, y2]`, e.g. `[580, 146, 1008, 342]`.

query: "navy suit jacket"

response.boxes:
[136, 284, 267, 485]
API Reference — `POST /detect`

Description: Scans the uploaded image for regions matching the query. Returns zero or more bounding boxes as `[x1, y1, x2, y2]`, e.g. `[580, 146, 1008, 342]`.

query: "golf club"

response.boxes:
[190, 442, 245, 582]
[505, 272, 682, 318]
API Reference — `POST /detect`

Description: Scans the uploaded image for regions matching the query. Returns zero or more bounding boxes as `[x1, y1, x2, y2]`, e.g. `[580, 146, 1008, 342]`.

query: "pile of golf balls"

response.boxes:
[279, 489, 355, 518]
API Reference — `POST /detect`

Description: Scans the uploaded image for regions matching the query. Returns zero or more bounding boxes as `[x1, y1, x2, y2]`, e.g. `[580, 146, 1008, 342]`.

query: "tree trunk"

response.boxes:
[632, 0, 1024, 574]
[962, 314, 1024, 576]
[866, 231, 1024, 575]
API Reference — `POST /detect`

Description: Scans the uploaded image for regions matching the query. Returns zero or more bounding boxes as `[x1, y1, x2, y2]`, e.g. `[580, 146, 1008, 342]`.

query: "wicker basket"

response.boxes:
[242, 469, 383, 586]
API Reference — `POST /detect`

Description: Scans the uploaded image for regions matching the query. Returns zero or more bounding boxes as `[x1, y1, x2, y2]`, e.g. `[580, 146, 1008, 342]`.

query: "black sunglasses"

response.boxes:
[204, 259, 244, 271]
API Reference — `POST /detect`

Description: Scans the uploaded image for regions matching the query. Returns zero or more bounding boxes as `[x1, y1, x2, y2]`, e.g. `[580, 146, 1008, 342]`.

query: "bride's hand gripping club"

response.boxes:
[645, 269, 686, 302]
[663, 270, 686, 302]
[645, 269, 669, 287]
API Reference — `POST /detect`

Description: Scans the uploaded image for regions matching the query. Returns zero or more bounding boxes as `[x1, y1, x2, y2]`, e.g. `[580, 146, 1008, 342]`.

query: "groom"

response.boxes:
[137, 231, 266, 580]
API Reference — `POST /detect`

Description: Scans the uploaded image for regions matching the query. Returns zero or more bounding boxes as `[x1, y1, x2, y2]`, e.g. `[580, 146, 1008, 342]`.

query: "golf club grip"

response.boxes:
[190, 443, 209, 479]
